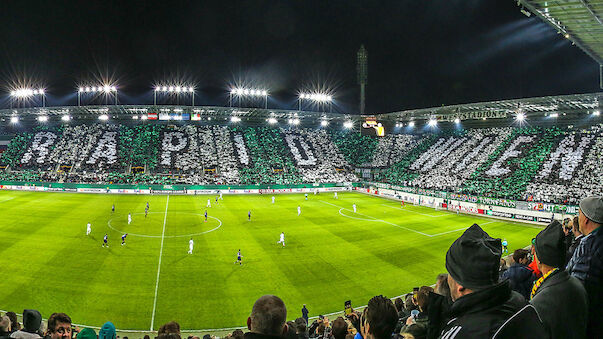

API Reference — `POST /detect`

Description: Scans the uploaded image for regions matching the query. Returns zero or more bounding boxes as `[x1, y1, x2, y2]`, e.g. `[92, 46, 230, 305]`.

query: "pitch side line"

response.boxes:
[320, 200, 432, 237]
[150, 195, 169, 331]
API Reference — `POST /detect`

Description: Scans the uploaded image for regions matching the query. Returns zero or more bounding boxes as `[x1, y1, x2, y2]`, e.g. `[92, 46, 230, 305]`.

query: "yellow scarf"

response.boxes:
[530, 268, 558, 300]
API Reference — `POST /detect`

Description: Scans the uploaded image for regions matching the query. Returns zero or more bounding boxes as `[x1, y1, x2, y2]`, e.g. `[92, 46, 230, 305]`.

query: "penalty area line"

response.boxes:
[150, 195, 169, 331]
[321, 200, 432, 237]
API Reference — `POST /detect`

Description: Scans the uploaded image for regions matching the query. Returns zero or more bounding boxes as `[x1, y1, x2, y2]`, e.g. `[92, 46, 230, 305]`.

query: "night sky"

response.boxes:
[0, 0, 599, 113]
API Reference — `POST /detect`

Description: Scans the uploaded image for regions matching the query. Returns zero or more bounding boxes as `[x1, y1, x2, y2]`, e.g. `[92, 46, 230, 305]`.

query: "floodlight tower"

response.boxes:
[357, 45, 368, 115]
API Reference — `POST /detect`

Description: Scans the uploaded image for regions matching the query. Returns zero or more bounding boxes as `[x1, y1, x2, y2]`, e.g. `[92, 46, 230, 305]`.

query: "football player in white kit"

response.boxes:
[128, 213, 132, 225]
[207, 199, 211, 208]
[86, 222, 92, 236]
[188, 238, 194, 254]
[334, 192, 338, 199]
[353, 203, 357, 213]
[272, 196, 275, 204]
[297, 205, 301, 216]
[277, 232, 285, 247]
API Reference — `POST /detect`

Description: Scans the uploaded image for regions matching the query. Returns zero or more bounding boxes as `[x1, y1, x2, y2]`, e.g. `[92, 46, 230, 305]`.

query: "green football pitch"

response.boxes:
[0, 190, 541, 331]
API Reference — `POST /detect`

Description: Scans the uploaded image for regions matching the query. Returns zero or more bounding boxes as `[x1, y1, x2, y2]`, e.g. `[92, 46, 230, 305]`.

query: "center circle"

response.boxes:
[107, 211, 222, 238]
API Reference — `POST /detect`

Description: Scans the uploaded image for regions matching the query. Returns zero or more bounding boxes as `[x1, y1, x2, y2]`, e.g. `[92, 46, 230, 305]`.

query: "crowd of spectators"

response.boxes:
[526, 125, 603, 204]
[1, 124, 602, 205]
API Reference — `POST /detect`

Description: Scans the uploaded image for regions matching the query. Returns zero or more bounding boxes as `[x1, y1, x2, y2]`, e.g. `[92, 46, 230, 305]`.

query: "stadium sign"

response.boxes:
[487, 210, 514, 218]
[514, 214, 536, 222]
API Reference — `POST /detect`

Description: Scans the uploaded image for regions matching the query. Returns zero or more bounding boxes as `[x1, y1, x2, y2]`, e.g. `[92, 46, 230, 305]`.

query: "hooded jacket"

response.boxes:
[438, 280, 546, 339]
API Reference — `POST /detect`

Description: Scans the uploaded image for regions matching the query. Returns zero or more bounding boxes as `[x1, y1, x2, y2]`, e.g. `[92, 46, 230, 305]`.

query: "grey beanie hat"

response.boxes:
[579, 196, 603, 224]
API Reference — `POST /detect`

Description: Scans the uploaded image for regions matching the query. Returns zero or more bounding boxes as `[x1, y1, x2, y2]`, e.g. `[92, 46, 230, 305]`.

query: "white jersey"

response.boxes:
[207, 199, 211, 207]
[86, 223, 91, 235]
[219, 192, 223, 200]
[297, 206, 301, 215]
[188, 239, 194, 254]
[272, 196, 275, 204]
[128, 214, 132, 224]
[280, 233, 285, 242]
[334, 192, 338, 199]
[353, 204, 357, 213]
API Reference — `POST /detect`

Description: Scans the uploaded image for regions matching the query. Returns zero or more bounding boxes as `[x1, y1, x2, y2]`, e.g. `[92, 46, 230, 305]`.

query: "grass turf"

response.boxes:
[0, 190, 540, 330]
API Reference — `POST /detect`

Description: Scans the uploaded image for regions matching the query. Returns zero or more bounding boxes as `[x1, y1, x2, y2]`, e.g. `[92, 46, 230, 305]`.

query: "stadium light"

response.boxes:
[38, 116, 48, 123]
[10, 87, 46, 107]
[153, 84, 196, 106]
[299, 92, 333, 112]
[343, 121, 354, 129]
[549, 113, 559, 118]
[10, 116, 19, 124]
[288, 118, 300, 125]
[229, 87, 269, 108]
[516, 113, 526, 121]
[230, 116, 241, 123]
[268, 117, 278, 124]
[98, 114, 109, 121]
[594, 110, 601, 116]
[428, 118, 437, 126]
[454, 118, 460, 124]
[78, 84, 118, 106]
[61, 115, 71, 122]
[408, 121, 415, 128]
[320, 120, 329, 127]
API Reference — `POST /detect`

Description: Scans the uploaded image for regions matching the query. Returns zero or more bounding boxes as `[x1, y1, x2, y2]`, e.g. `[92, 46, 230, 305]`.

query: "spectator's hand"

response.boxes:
[406, 317, 416, 326]
[348, 313, 361, 332]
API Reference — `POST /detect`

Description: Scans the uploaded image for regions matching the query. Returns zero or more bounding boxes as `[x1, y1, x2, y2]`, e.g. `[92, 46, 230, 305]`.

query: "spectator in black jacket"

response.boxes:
[530, 220, 588, 339]
[246, 295, 288, 339]
[502, 249, 535, 300]
[439, 224, 546, 339]
[566, 196, 603, 338]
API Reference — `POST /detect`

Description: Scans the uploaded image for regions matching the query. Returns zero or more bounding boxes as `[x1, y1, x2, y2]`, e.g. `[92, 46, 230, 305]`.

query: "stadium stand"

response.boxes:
[1, 123, 602, 204]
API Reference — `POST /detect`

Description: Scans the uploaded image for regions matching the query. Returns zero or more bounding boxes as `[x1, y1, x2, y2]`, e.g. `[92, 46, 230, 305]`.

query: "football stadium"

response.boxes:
[1, 1, 602, 339]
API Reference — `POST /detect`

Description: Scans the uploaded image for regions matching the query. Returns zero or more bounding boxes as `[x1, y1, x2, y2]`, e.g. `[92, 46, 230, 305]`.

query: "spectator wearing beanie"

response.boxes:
[10, 310, 42, 339]
[502, 249, 536, 300]
[530, 220, 588, 339]
[566, 196, 603, 338]
[76, 328, 97, 339]
[98, 322, 115, 339]
[440, 224, 546, 338]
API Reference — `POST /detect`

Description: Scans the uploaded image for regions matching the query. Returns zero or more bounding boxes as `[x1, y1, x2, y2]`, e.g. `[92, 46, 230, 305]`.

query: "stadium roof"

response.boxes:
[372, 92, 602, 122]
[0, 92, 600, 127]
[0, 105, 351, 124]
[517, 0, 603, 65]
